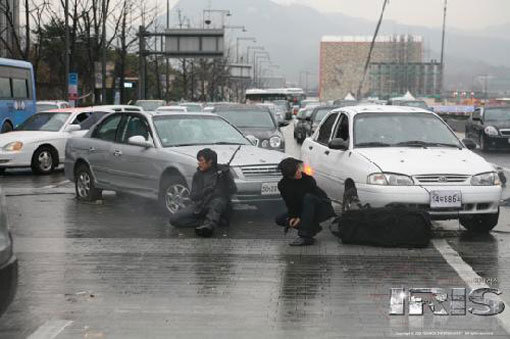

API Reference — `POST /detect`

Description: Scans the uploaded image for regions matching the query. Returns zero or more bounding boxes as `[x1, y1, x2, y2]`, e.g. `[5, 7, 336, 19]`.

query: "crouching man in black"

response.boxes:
[169, 148, 236, 237]
[276, 157, 336, 246]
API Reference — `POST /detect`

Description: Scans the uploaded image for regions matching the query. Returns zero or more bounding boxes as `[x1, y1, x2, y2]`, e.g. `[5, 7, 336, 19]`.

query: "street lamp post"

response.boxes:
[236, 37, 256, 63]
[254, 54, 270, 87]
[246, 46, 264, 63]
[203, 9, 231, 28]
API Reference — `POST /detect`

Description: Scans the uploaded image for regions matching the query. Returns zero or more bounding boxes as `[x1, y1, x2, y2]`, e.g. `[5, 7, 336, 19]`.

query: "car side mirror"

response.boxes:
[278, 121, 289, 127]
[64, 124, 82, 133]
[462, 138, 476, 150]
[128, 135, 153, 148]
[246, 135, 259, 146]
[328, 138, 349, 150]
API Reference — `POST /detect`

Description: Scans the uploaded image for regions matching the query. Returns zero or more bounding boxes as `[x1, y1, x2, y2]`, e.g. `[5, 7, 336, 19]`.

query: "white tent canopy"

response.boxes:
[392, 91, 416, 101]
[344, 92, 356, 101]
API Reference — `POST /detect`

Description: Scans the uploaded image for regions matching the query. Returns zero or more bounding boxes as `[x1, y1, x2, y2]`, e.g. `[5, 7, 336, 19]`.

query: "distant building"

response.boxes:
[0, 0, 20, 57]
[369, 61, 442, 99]
[319, 35, 426, 100]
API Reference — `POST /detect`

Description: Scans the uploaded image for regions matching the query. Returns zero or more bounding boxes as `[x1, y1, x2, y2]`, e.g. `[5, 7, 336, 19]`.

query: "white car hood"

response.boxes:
[0, 131, 63, 146]
[355, 148, 494, 175]
[165, 144, 287, 167]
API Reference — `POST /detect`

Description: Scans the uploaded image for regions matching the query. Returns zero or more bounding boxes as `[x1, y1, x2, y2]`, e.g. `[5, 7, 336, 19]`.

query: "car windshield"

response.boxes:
[314, 108, 332, 122]
[16, 112, 71, 132]
[484, 108, 510, 121]
[353, 113, 462, 148]
[36, 104, 59, 112]
[215, 110, 275, 129]
[135, 101, 165, 111]
[153, 115, 251, 147]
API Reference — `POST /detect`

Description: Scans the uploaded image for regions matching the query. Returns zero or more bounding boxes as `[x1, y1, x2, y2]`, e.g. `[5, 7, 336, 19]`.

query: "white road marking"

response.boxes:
[41, 180, 70, 189]
[27, 320, 73, 339]
[433, 239, 510, 335]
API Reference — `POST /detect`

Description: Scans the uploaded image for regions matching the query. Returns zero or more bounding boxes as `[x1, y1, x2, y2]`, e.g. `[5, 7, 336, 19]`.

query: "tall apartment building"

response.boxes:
[319, 35, 424, 100]
[0, 0, 20, 58]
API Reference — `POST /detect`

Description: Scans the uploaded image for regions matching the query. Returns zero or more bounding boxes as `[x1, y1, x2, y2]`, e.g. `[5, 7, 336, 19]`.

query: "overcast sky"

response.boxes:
[271, 0, 510, 30]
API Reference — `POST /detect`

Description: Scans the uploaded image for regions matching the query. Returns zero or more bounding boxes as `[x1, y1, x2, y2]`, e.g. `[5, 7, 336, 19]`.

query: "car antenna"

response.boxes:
[225, 145, 242, 167]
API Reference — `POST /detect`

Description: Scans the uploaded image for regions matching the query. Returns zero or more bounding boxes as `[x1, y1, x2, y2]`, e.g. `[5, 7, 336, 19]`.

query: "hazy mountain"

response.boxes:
[169, 0, 510, 90]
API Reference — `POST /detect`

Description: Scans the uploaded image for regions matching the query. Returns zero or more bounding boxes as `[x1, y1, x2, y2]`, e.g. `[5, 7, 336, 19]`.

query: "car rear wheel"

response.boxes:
[160, 174, 191, 215]
[75, 164, 102, 201]
[342, 186, 360, 213]
[31, 147, 56, 174]
[1, 121, 13, 133]
[460, 210, 499, 233]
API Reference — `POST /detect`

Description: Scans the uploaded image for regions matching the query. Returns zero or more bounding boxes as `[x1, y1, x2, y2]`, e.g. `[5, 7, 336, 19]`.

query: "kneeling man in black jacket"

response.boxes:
[276, 157, 336, 246]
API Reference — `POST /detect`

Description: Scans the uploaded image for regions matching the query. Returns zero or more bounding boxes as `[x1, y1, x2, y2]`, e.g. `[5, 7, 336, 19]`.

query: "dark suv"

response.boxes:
[294, 106, 338, 144]
[465, 106, 510, 151]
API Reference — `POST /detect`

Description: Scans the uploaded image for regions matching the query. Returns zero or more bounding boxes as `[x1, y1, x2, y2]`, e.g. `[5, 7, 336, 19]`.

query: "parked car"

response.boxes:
[294, 106, 338, 143]
[0, 188, 17, 317]
[212, 104, 287, 152]
[301, 105, 502, 233]
[0, 107, 114, 174]
[36, 101, 70, 113]
[332, 99, 359, 107]
[300, 99, 320, 109]
[465, 106, 510, 152]
[134, 100, 166, 112]
[96, 105, 143, 113]
[256, 102, 285, 125]
[178, 103, 203, 112]
[387, 99, 431, 111]
[64, 112, 287, 215]
[272, 100, 291, 120]
[156, 106, 188, 113]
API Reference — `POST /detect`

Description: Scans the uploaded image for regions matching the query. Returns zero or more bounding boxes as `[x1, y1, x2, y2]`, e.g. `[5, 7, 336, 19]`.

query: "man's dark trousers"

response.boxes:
[169, 197, 228, 228]
[275, 193, 335, 238]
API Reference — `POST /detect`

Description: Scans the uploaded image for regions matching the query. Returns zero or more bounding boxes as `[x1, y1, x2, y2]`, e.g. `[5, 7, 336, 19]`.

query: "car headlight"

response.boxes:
[2, 141, 23, 151]
[367, 172, 414, 186]
[484, 126, 499, 136]
[261, 140, 269, 148]
[471, 172, 501, 186]
[269, 136, 282, 148]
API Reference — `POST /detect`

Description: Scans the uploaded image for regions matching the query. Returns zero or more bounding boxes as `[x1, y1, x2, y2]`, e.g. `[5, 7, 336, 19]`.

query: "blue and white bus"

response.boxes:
[0, 58, 36, 133]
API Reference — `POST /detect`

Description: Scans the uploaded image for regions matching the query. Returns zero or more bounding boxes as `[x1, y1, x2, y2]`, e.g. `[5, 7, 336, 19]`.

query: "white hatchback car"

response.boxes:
[301, 105, 502, 232]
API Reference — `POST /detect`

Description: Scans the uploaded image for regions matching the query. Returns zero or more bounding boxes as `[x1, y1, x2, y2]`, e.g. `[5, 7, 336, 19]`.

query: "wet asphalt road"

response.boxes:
[1, 121, 510, 338]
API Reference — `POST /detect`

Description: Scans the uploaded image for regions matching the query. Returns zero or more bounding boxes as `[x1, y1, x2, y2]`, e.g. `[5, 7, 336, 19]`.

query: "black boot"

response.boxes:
[195, 224, 214, 237]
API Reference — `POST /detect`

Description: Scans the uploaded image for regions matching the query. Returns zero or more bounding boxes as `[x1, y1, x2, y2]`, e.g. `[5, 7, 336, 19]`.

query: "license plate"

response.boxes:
[261, 182, 279, 195]
[430, 190, 462, 209]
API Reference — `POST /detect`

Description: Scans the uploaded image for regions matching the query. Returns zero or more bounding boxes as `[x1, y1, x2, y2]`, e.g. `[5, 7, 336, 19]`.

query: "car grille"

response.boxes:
[414, 174, 469, 184]
[240, 165, 280, 177]
[499, 129, 510, 137]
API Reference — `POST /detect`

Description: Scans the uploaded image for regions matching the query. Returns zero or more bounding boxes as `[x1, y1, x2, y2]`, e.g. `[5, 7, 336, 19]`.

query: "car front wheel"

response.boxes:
[160, 175, 191, 215]
[460, 210, 499, 233]
[31, 147, 56, 174]
[75, 164, 102, 201]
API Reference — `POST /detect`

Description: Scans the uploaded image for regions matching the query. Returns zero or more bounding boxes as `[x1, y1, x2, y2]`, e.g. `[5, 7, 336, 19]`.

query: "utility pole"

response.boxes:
[138, 26, 146, 100]
[64, 0, 69, 101]
[357, 0, 389, 99]
[440, 0, 447, 101]
[101, 0, 107, 103]
[165, 0, 170, 100]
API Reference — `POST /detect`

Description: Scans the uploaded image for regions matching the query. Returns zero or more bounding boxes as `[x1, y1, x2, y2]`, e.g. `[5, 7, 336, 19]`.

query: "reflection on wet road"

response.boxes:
[0, 123, 509, 337]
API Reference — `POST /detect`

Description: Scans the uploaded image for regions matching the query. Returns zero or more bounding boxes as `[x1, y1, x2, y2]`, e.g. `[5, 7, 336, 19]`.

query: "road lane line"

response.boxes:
[433, 239, 510, 335]
[41, 180, 70, 189]
[27, 320, 73, 339]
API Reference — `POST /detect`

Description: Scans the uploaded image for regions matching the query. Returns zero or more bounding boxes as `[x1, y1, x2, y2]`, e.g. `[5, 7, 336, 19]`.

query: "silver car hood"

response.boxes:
[164, 144, 287, 167]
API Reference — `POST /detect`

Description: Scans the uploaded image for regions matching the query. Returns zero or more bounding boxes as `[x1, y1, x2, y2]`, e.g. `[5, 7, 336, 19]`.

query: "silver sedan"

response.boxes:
[64, 112, 287, 215]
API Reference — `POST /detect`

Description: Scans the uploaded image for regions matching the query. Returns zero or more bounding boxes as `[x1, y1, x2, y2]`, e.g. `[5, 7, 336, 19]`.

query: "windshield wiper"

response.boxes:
[355, 142, 392, 147]
[210, 142, 245, 145]
[395, 141, 461, 149]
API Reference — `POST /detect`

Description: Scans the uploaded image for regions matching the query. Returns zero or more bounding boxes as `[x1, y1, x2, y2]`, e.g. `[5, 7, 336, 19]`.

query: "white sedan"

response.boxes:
[301, 105, 502, 233]
[0, 107, 113, 174]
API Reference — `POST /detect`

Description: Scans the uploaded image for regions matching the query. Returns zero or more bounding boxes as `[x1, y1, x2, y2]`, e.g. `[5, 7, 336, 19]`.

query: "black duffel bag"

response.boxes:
[337, 207, 432, 248]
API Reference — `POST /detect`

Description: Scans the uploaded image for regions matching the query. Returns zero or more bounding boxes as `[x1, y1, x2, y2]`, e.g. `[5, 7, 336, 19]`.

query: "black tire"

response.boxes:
[1, 121, 13, 133]
[342, 186, 360, 213]
[75, 164, 102, 201]
[31, 146, 56, 174]
[460, 210, 499, 233]
[159, 174, 191, 216]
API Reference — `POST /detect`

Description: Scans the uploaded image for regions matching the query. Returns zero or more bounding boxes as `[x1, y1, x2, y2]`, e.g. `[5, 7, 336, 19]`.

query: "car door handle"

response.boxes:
[325, 150, 330, 155]
[308, 146, 313, 150]
[88, 147, 96, 152]
[113, 150, 123, 157]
